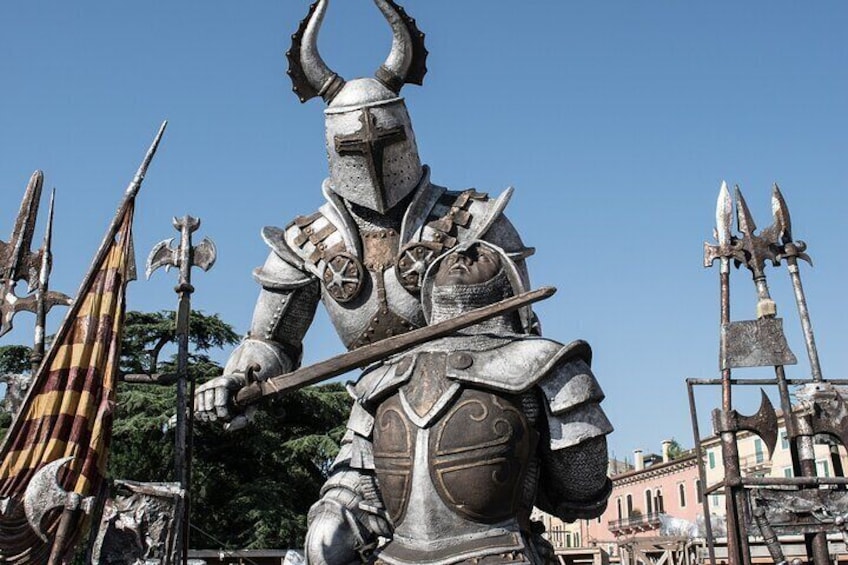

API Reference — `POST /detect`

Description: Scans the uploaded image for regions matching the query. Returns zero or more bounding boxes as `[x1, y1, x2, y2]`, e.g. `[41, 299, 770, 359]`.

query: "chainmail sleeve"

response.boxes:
[534, 355, 614, 522]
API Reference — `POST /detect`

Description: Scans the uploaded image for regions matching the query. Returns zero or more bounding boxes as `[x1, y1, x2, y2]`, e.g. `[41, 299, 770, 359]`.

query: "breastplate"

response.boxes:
[323, 227, 425, 350]
[371, 353, 538, 563]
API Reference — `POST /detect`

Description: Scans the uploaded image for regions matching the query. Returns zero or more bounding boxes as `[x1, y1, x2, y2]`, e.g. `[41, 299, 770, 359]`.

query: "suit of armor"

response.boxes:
[304, 242, 613, 565]
[200, 0, 536, 428]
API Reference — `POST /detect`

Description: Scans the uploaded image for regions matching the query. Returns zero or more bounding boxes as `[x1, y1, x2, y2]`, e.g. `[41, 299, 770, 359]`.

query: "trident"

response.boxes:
[146, 215, 216, 564]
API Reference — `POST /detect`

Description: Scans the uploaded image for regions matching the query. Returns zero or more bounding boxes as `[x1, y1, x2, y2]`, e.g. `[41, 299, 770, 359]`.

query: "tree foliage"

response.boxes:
[0, 345, 32, 374]
[109, 309, 351, 550]
[666, 438, 687, 460]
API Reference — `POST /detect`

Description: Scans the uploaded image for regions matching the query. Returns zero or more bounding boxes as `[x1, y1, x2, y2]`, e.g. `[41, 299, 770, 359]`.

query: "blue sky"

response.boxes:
[1, 2, 846, 461]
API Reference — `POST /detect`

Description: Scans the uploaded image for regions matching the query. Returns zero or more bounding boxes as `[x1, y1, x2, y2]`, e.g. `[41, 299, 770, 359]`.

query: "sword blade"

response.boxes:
[235, 286, 557, 406]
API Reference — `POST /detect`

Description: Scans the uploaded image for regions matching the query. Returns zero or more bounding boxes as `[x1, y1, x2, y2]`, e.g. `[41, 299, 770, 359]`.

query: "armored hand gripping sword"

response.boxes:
[146, 215, 216, 564]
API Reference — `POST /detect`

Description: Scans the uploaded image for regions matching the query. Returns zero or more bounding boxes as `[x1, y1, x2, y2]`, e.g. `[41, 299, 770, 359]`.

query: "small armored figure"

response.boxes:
[196, 0, 534, 427]
[306, 241, 613, 564]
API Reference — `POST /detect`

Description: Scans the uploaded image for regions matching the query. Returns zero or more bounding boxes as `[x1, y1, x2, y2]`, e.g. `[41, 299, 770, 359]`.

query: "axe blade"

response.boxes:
[145, 238, 177, 279]
[193, 237, 217, 272]
[736, 389, 779, 458]
[23, 456, 75, 542]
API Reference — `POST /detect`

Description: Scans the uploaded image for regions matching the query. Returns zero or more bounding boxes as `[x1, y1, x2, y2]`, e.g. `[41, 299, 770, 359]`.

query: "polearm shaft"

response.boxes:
[771, 185, 822, 382]
[734, 187, 829, 565]
[704, 181, 748, 565]
[146, 215, 217, 565]
[235, 286, 556, 406]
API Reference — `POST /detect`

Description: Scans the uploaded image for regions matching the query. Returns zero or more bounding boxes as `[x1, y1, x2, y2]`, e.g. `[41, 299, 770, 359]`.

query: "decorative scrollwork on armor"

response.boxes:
[429, 389, 535, 523]
[322, 251, 364, 303]
[372, 395, 415, 524]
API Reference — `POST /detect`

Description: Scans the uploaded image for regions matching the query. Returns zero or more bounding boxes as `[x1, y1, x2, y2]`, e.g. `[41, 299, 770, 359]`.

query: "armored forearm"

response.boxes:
[224, 251, 320, 380]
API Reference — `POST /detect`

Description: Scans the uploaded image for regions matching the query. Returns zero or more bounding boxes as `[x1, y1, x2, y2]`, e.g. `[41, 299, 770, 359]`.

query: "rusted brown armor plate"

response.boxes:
[372, 385, 536, 525]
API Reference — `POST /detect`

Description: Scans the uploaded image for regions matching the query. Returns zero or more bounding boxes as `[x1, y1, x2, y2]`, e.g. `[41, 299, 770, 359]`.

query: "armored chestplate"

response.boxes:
[282, 172, 514, 351]
[371, 352, 538, 565]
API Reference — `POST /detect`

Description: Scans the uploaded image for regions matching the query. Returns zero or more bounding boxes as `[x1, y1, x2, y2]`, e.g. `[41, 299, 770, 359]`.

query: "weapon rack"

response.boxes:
[688, 184, 848, 565]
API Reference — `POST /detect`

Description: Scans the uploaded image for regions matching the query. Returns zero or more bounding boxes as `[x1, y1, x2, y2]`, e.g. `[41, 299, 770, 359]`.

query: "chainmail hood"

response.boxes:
[422, 240, 533, 335]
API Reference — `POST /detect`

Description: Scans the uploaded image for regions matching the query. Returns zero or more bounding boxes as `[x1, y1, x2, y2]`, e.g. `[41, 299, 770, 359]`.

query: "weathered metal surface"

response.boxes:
[90, 481, 184, 565]
[146, 213, 216, 564]
[28, 190, 73, 372]
[286, 0, 427, 104]
[23, 457, 95, 542]
[0, 171, 44, 337]
[721, 318, 797, 369]
[712, 389, 779, 457]
[772, 185, 823, 385]
[796, 382, 848, 450]
[234, 286, 556, 407]
[750, 488, 848, 535]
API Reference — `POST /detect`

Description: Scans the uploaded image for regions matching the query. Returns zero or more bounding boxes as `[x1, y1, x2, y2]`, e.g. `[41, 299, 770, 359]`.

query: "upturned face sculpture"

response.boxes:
[433, 243, 502, 287]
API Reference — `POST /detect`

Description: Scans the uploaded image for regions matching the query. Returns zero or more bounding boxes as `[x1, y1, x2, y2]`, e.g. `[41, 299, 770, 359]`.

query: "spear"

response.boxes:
[703, 181, 748, 565]
[26, 190, 73, 372]
[734, 186, 829, 565]
[771, 185, 820, 381]
[771, 185, 848, 479]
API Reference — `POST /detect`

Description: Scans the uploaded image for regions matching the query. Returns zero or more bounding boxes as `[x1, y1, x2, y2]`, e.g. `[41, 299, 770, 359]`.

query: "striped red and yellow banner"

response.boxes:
[0, 203, 134, 564]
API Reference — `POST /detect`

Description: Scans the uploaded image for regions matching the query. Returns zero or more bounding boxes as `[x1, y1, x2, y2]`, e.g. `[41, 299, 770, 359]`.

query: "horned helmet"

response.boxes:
[287, 0, 428, 214]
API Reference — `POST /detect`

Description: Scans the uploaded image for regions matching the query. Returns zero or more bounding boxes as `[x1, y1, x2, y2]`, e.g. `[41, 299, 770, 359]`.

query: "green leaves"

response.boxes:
[0, 345, 32, 374]
[109, 309, 351, 550]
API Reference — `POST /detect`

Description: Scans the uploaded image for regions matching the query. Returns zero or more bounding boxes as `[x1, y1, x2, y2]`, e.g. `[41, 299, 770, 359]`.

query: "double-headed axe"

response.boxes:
[146, 214, 216, 564]
[712, 389, 779, 460]
[23, 457, 97, 564]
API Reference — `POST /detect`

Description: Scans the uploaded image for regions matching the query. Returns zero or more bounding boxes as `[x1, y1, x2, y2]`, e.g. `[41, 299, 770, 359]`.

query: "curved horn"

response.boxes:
[374, 0, 428, 93]
[286, 0, 345, 104]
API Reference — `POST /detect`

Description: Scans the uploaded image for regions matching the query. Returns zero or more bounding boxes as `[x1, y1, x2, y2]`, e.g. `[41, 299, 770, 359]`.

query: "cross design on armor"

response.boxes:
[334, 108, 407, 206]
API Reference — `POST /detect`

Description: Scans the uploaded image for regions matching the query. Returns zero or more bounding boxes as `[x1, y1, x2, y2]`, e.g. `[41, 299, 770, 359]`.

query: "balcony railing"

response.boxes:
[608, 512, 664, 533]
[739, 453, 771, 473]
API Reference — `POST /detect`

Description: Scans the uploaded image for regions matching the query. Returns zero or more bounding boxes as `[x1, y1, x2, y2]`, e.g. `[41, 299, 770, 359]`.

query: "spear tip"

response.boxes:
[733, 185, 757, 235]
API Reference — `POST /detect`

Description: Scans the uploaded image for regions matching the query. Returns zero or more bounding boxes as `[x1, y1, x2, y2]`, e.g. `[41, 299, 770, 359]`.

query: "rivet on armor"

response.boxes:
[448, 352, 473, 370]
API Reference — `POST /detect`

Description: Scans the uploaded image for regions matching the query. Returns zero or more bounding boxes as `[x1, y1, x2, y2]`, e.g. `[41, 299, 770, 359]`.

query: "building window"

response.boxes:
[754, 438, 764, 463]
[783, 467, 793, 478]
[781, 432, 789, 450]
[679, 483, 686, 508]
[708, 451, 716, 469]
[565, 532, 572, 548]
[817, 460, 831, 478]
[645, 490, 653, 514]
[574, 533, 581, 547]
[655, 489, 664, 513]
[626, 494, 633, 517]
[695, 479, 702, 500]
[711, 494, 720, 508]
[617, 498, 622, 520]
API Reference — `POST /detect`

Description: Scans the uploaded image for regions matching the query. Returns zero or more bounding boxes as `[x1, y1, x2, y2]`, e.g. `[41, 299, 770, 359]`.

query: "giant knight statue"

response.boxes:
[196, 0, 534, 427]
[306, 241, 613, 564]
